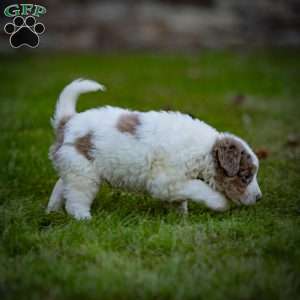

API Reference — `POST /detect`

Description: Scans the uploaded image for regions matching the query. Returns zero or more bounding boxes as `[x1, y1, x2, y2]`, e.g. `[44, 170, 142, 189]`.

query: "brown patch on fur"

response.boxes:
[75, 133, 94, 161]
[212, 137, 255, 200]
[116, 113, 140, 135]
[49, 116, 71, 161]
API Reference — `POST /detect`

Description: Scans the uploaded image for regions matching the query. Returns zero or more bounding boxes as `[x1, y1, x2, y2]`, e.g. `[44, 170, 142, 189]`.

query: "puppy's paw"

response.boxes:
[177, 200, 188, 215]
[207, 194, 230, 212]
[169, 200, 189, 215]
[73, 210, 92, 220]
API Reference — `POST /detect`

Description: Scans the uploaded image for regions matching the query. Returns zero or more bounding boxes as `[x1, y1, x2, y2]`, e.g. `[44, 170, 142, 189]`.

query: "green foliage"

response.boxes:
[0, 51, 299, 300]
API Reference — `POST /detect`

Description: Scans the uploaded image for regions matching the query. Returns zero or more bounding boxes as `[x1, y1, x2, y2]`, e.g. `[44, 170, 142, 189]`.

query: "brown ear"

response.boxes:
[214, 138, 242, 177]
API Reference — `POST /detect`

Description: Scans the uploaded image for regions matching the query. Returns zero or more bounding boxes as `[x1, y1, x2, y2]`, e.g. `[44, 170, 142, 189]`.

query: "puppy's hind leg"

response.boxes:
[46, 178, 64, 213]
[64, 174, 100, 220]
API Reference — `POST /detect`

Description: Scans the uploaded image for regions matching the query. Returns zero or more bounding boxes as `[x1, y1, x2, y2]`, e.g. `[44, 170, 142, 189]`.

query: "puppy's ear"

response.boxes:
[214, 138, 242, 177]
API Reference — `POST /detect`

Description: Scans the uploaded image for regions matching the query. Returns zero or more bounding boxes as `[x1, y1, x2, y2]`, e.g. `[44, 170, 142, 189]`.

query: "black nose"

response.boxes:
[256, 193, 262, 201]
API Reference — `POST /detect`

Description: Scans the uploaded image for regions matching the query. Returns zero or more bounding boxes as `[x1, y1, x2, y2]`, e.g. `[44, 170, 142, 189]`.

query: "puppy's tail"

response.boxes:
[52, 78, 106, 130]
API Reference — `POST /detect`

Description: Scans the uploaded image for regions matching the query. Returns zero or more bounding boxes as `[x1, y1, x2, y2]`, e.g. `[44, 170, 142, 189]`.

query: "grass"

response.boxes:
[0, 50, 300, 300]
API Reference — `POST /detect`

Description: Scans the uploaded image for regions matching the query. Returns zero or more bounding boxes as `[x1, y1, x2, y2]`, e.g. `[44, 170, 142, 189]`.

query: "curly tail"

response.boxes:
[52, 78, 105, 130]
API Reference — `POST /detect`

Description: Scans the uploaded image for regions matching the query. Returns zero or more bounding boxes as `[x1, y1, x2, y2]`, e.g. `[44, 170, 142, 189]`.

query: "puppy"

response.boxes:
[47, 79, 262, 220]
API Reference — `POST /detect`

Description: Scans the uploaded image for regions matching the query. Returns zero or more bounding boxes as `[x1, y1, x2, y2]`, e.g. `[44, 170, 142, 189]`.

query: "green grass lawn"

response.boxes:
[0, 51, 300, 300]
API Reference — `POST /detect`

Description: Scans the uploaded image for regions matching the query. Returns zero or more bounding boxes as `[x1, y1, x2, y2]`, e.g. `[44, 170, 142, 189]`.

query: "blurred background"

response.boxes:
[1, 2, 300, 300]
[1, 0, 300, 52]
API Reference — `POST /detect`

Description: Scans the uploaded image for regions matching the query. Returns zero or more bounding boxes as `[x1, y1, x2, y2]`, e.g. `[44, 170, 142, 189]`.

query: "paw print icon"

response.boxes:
[4, 16, 45, 48]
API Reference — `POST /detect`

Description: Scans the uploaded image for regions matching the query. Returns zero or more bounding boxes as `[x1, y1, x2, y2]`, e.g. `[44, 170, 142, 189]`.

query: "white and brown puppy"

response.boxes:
[47, 79, 262, 220]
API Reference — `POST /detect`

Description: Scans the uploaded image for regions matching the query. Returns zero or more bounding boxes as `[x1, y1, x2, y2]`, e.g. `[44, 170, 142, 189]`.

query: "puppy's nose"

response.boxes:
[256, 193, 262, 201]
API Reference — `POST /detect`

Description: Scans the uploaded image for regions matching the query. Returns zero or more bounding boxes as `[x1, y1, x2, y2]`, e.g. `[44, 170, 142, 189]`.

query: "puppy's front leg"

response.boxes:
[173, 180, 229, 212]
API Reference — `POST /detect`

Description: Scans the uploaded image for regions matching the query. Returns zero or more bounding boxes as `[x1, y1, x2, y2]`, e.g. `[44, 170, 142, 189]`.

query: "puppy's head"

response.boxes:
[212, 134, 262, 205]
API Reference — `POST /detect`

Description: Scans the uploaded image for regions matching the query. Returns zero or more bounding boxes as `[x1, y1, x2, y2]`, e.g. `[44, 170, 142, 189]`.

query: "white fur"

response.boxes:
[47, 79, 261, 220]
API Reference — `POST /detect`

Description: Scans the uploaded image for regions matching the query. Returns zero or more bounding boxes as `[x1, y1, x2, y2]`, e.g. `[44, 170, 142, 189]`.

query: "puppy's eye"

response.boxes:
[239, 172, 253, 184]
[242, 175, 252, 184]
[240, 176, 248, 184]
